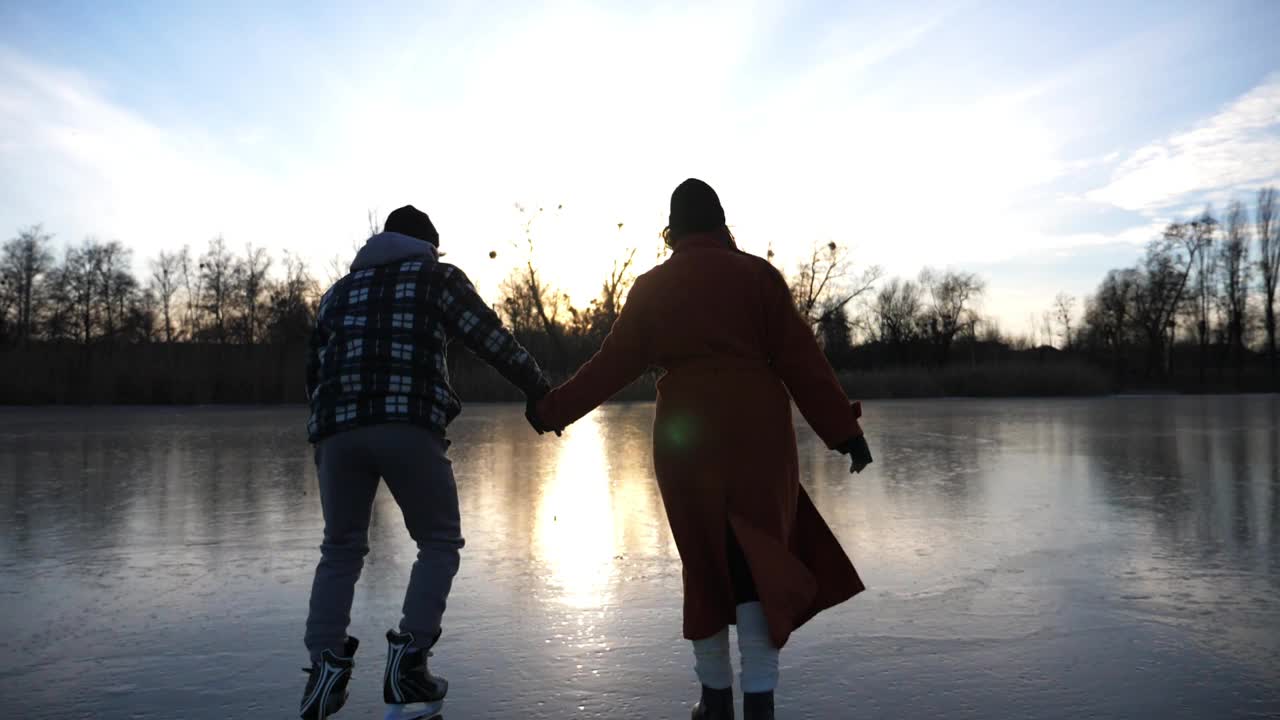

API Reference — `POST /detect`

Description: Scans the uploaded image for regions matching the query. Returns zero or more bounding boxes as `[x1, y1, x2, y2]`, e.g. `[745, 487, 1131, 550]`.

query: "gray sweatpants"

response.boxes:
[304, 424, 464, 662]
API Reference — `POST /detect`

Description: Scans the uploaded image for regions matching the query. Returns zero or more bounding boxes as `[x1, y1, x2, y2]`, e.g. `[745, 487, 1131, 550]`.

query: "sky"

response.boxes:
[2, 0, 1279, 333]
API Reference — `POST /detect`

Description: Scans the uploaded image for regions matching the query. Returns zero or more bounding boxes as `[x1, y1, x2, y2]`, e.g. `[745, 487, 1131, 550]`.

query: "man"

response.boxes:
[299, 205, 551, 720]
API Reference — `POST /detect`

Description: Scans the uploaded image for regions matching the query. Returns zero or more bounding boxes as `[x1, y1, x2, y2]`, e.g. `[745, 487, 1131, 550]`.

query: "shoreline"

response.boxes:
[1, 389, 1275, 411]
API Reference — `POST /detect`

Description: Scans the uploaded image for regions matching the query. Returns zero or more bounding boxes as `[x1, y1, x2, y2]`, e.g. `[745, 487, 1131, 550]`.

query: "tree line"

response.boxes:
[482, 204, 991, 377]
[1073, 188, 1279, 385]
[0, 232, 318, 347]
[1, 187, 1277, 403]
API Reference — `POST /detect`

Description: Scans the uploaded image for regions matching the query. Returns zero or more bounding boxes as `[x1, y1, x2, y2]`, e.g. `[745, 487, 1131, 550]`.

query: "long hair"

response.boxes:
[661, 224, 738, 251]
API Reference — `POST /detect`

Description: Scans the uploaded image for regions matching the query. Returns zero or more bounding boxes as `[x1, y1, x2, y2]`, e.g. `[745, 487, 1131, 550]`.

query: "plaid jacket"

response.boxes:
[306, 256, 548, 442]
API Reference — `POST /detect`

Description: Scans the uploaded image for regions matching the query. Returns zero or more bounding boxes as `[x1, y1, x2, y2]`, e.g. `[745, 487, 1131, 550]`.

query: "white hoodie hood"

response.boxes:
[350, 231, 438, 271]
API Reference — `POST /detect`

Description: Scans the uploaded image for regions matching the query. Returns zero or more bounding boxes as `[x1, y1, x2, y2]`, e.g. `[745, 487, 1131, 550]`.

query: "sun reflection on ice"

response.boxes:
[532, 412, 618, 610]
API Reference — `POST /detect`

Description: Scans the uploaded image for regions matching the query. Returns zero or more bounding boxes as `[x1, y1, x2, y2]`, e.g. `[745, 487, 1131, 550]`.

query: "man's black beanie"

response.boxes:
[384, 205, 439, 247]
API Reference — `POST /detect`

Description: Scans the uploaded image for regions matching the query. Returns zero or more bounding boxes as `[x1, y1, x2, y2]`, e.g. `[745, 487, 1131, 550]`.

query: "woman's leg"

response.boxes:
[691, 627, 733, 689]
[734, 602, 778, 693]
[691, 627, 734, 718]
[727, 529, 779, 694]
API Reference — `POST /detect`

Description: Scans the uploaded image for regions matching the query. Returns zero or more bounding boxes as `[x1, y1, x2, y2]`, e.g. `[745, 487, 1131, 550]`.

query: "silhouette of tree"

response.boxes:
[1184, 209, 1218, 382]
[236, 243, 272, 345]
[585, 244, 637, 341]
[1257, 187, 1279, 379]
[501, 204, 569, 365]
[1053, 292, 1076, 350]
[171, 245, 199, 340]
[1133, 225, 1199, 378]
[149, 250, 183, 343]
[265, 251, 318, 344]
[919, 268, 984, 365]
[789, 241, 880, 328]
[870, 277, 924, 361]
[200, 236, 234, 343]
[1, 225, 55, 345]
[1219, 201, 1250, 369]
[1084, 268, 1138, 378]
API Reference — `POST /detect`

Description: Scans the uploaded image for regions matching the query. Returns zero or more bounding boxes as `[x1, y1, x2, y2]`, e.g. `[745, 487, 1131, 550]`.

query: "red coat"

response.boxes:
[538, 233, 865, 647]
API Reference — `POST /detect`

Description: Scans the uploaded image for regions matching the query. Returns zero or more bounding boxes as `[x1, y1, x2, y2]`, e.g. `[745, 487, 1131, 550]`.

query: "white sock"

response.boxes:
[735, 601, 779, 693]
[691, 627, 733, 690]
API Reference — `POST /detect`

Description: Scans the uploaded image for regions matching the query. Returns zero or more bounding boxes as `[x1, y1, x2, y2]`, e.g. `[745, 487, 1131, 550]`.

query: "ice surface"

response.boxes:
[0, 396, 1277, 719]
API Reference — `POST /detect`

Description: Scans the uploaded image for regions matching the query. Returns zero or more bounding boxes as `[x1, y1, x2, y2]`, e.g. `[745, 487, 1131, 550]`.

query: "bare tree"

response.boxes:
[87, 240, 132, 340]
[0, 270, 11, 341]
[1088, 268, 1139, 377]
[588, 240, 637, 339]
[266, 251, 318, 344]
[1184, 209, 1218, 382]
[1039, 310, 1054, 348]
[1, 225, 55, 344]
[126, 286, 157, 343]
[149, 250, 183, 343]
[40, 258, 76, 342]
[870, 277, 923, 360]
[177, 245, 203, 340]
[64, 239, 105, 344]
[1132, 225, 1200, 378]
[1258, 187, 1279, 379]
[502, 204, 569, 365]
[236, 243, 272, 345]
[919, 268, 985, 365]
[200, 236, 234, 343]
[1218, 200, 1250, 369]
[816, 299, 854, 362]
[1053, 292, 1076, 350]
[105, 265, 139, 342]
[790, 241, 881, 328]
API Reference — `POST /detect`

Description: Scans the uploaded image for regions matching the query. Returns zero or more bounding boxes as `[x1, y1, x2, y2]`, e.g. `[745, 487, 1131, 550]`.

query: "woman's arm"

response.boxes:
[761, 266, 863, 448]
[537, 275, 653, 429]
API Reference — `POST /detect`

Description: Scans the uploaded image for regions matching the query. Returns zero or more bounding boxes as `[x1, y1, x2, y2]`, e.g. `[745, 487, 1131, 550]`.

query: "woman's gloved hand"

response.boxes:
[836, 434, 873, 474]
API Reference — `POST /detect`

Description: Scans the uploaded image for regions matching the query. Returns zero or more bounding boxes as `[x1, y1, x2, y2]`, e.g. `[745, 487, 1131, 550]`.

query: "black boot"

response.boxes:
[692, 685, 734, 719]
[743, 691, 774, 720]
[384, 629, 448, 719]
[299, 636, 359, 720]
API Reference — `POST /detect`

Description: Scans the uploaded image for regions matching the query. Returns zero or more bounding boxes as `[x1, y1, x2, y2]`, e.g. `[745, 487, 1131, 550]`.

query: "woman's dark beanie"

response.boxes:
[669, 178, 726, 235]
[384, 205, 439, 247]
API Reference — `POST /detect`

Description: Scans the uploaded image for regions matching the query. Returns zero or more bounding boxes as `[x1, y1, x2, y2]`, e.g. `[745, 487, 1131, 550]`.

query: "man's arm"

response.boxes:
[305, 288, 335, 401]
[305, 321, 324, 401]
[439, 265, 549, 396]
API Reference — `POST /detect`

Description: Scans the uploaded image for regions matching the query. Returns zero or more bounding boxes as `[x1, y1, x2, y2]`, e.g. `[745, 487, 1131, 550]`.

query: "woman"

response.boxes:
[533, 179, 873, 720]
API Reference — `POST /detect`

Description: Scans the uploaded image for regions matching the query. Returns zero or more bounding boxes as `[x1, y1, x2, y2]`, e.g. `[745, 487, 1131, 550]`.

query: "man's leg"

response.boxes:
[373, 425, 464, 650]
[304, 429, 381, 662]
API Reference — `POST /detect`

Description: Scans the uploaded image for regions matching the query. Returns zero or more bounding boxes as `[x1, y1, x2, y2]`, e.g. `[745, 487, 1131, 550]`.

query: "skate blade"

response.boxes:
[383, 700, 443, 720]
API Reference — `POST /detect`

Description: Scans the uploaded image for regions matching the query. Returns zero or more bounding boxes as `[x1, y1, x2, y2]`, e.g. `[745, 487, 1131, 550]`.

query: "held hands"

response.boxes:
[837, 434, 873, 474]
[524, 386, 563, 437]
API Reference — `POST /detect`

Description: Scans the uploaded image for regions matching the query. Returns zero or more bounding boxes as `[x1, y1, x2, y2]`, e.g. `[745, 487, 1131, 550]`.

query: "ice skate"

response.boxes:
[299, 636, 359, 720]
[692, 685, 734, 719]
[383, 629, 447, 720]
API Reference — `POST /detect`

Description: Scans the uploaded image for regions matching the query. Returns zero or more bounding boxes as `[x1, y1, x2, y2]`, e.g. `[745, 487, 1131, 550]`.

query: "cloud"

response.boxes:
[1087, 73, 1280, 213]
[0, 3, 1181, 326]
[0, 48, 291, 259]
[1, 4, 1035, 302]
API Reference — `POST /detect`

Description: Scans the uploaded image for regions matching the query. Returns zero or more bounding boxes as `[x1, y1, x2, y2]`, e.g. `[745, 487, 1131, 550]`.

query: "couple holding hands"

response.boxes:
[300, 179, 873, 720]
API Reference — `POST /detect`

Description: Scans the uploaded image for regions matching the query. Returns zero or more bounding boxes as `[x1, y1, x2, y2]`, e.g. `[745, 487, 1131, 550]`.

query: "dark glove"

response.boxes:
[524, 386, 562, 437]
[836, 434, 873, 474]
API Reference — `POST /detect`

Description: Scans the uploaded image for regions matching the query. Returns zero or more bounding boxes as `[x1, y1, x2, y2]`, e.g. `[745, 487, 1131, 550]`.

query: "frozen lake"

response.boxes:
[1, 396, 1278, 719]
